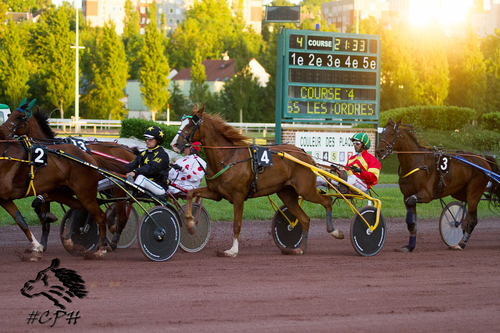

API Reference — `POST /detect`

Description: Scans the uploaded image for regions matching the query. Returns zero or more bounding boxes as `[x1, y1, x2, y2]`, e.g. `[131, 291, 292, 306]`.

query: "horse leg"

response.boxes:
[0, 200, 43, 261]
[459, 210, 478, 249]
[108, 200, 128, 251]
[299, 188, 343, 239]
[223, 192, 245, 257]
[402, 195, 418, 252]
[185, 187, 222, 234]
[277, 186, 313, 255]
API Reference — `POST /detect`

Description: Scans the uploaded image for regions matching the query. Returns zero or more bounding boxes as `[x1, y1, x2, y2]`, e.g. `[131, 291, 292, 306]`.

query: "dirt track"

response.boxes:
[1, 216, 500, 332]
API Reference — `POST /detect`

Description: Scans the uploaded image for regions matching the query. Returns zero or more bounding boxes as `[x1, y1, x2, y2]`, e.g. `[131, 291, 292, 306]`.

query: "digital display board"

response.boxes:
[275, 30, 381, 126]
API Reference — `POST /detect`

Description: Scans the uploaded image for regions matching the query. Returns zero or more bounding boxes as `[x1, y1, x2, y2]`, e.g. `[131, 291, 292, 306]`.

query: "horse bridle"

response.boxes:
[379, 122, 401, 159]
[1, 109, 29, 138]
[176, 114, 203, 148]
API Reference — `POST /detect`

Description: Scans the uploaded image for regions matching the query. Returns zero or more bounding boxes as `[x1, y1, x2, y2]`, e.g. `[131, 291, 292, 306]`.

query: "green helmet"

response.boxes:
[351, 132, 370, 149]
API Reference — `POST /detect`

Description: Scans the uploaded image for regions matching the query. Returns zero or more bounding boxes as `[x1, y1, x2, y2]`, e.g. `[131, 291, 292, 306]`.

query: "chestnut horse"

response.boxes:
[1, 107, 137, 251]
[376, 118, 500, 251]
[0, 137, 128, 261]
[170, 105, 344, 257]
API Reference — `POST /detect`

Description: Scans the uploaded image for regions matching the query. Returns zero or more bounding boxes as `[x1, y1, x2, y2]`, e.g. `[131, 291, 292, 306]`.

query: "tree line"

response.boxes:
[1, 0, 499, 126]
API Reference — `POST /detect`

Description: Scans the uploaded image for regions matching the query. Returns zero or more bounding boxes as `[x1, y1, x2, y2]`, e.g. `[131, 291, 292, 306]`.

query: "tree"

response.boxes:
[139, 2, 170, 121]
[29, 4, 75, 118]
[446, 28, 487, 118]
[0, 20, 30, 110]
[81, 21, 128, 119]
[189, 50, 210, 106]
[123, 0, 142, 80]
[168, 81, 190, 120]
[167, 0, 234, 69]
[411, 25, 449, 106]
[380, 22, 422, 110]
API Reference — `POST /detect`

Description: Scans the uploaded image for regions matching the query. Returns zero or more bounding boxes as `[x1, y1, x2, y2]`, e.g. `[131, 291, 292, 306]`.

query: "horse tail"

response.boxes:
[485, 155, 500, 209]
[92, 154, 129, 175]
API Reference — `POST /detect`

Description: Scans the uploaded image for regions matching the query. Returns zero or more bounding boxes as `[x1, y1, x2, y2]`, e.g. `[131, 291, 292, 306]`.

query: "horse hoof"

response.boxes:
[187, 221, 196, 235]
[459, 243, 466, 249]
[44, 212, 58, 223]
[109, 242, 118, 251]
[109, 224, 116, 234]
[223, 250, 238, 257]
[449, 244, 463, 251]
[63, 239, 74, 252]
[330, 229, 344, 239]
[292, 248, 303, 255]
[30, 250, 42, 262]
[399, 245, 414, 252]
[93, 249, 107, 258]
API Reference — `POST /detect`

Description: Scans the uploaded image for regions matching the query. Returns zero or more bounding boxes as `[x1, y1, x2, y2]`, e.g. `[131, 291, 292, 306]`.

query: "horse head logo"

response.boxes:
[20, 258, 87, 310]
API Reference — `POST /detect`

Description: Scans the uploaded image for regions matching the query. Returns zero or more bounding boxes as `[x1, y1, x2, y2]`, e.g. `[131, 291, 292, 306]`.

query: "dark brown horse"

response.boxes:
[1, 107, 136, 251]
[170, 105, 344, 257]
[0, 137, 127, 261]
[375, 118, 500, 251]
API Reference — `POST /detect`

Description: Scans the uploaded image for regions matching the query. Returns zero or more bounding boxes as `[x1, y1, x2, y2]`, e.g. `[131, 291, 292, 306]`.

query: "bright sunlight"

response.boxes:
[408, 0, 482, 26]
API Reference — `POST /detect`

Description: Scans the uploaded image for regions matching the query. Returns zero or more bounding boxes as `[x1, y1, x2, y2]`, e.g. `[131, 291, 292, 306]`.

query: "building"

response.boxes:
[322, 0, 390, 32]
[125, 57, 269, 119]
[82, 0, 262, 35]
[6, 9, 43, 23]
[472, 1, 500, 37]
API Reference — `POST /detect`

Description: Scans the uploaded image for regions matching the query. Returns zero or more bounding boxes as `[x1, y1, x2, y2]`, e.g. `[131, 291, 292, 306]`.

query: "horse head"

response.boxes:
[20, 258, 87, 310]
[170, 104, 205, 153]
[375, 118, 403, 159]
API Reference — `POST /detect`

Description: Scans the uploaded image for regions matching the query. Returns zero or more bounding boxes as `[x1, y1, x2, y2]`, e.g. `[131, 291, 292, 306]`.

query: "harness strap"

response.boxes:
[401, 167, 423, 178]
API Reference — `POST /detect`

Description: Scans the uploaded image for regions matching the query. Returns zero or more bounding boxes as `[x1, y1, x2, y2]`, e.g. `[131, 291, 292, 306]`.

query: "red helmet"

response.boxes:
[191, 141, 201, 152]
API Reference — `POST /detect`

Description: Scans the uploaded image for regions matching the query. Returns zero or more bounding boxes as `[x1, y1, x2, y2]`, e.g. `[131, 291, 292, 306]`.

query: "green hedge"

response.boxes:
[120, 118, 179, 148]
[482, 112, 500, 132]
[380, 106, 476, 130]
[449, 126, 500, 152]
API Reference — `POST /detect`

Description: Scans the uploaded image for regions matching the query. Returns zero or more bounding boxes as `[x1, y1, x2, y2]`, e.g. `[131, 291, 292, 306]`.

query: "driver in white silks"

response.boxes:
[168, 141, 206, 195]
[98, 126, 170, 196]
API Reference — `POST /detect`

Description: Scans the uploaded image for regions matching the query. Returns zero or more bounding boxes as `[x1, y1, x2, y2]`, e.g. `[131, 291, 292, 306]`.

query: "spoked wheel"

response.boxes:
[179, 203, 211, 252]
[350, 206, 386, 256]
[105, 203, 138, 248]
[439, 201, 466, 247]
[59, 208, 100, 256]
[137, 206, 180, 262]
[271, 204, 302, 250]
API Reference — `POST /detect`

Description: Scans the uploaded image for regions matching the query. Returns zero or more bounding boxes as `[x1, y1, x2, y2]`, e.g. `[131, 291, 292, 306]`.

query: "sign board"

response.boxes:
[265, 6, 301, 23]
[294, 132, 356, 164]
[275, 29, 381, 143]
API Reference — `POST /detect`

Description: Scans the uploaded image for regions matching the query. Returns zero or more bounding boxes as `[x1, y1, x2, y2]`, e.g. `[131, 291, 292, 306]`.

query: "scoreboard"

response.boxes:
[275, 29, 381, 143]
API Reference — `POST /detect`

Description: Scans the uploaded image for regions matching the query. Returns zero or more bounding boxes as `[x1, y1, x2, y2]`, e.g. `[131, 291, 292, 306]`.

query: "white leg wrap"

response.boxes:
[224, 238, 239, 257]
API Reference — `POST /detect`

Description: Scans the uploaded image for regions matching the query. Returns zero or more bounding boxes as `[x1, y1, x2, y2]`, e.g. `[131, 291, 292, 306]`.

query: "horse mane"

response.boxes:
[33, 108, 56, 139]
[206, 113, 250, 145]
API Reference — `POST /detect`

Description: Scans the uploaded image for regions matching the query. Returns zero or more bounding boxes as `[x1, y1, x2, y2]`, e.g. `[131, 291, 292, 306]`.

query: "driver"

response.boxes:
[317, 132, 380, 193]
[124, 126, 170, 196]
[168, 141, 206, 195]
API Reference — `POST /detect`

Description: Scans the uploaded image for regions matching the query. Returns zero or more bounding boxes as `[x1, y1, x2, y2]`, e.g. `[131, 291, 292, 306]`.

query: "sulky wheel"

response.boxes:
[439, 201, 466, 247]
[105, 203, 138, 248]
[179, 203, 211, 253]
[350, 206, 386, 256]
[59, 208, 100, 256]
[137, 206, 180, 262]
[271, 204, 302, 250]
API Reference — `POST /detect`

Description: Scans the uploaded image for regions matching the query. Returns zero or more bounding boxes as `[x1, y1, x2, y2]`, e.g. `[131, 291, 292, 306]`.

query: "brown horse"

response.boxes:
[170, 105, 344, 257]
[0, 137, 128, 261]
[375, 118, 500, 251]
[1, 107, 136, 251]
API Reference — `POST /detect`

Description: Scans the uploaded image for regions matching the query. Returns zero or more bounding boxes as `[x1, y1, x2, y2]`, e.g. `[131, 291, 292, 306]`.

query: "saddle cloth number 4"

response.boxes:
[257, 147, 273, 167]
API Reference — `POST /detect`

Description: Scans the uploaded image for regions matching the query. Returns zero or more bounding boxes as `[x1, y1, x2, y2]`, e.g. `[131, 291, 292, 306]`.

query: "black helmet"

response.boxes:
[143, 126, 165, 145]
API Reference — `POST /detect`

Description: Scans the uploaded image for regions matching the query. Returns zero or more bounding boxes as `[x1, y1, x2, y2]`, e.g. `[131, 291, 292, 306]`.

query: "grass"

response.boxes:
[2, 185, 498, 227]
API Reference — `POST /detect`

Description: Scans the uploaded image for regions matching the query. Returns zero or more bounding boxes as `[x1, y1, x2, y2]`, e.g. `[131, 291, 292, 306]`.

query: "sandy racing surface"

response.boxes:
[1, 216, 500, 332]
